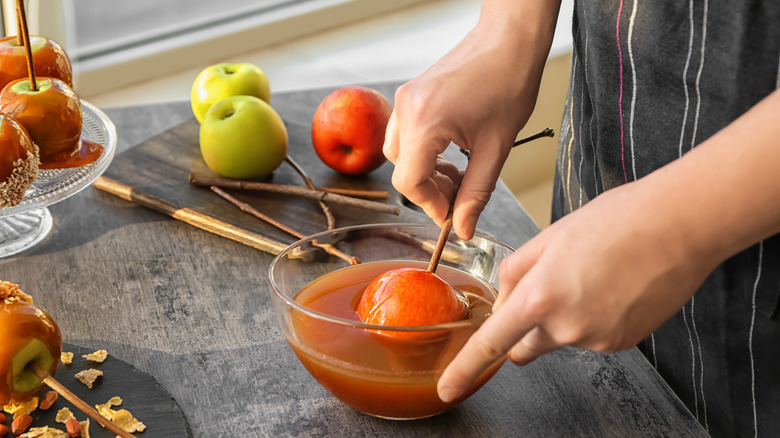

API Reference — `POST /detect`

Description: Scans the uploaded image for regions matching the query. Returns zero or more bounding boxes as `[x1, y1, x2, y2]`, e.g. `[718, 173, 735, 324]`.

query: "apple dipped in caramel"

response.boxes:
[357, 267, 468, 339]
[0, 281, 61, 406]
[0, 77, 82, 167]
[0, 35, 72, 92]
[0, 115, 38, 207]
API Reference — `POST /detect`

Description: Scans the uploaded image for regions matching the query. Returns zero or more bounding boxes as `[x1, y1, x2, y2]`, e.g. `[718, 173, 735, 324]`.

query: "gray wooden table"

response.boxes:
[2, 83, 707, 437]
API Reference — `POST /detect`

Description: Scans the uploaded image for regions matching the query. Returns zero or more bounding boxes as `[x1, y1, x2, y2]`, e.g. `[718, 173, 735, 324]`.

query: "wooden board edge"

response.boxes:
[93, 176, 290, 255]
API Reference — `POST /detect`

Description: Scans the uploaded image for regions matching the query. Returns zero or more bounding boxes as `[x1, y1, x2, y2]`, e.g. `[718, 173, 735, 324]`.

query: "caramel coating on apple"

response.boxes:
[0, 35, 72, 91]
[0, 281, 62, 406]
[0, 77, 82, 165]
[357, 267, 468, 329]
[0, 116, 39, 208]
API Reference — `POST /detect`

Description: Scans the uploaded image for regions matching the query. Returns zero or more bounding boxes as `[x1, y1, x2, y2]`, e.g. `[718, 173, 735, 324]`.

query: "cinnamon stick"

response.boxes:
[189, 174, 399, 215]
[210, 186, 360, 265]
[28, 364, 136, 438]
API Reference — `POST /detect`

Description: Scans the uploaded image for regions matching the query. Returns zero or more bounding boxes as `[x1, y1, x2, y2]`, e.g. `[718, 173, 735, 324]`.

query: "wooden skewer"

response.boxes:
[15, 3, 22, 45]
[28, 363, 135, 438]
[16, 0, 37, 91]
[427, 215, 453, 274]
[427, 187, 458, 274]
[458, 127, 555, 160]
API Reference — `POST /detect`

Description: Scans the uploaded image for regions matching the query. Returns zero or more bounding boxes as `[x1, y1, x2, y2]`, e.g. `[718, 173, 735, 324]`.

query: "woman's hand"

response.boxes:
[437, 180, 719, 402]
[383, 0, 560, 239]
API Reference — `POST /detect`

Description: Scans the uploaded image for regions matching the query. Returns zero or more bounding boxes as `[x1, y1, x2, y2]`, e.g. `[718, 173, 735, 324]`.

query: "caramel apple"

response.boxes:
[0, 281, 61, 406]
[0, 35, 72, 92]
[357, 267, 468, 339]
[0, 114, 38, 207]
[0, 77, 81, 166]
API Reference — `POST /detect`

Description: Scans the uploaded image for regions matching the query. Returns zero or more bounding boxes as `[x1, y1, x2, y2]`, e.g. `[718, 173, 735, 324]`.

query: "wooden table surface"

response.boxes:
[2, 83, 707, 437]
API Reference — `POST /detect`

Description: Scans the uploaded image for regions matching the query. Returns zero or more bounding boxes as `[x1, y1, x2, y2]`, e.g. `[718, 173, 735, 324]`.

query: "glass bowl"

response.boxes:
[268, 223, 514, 419]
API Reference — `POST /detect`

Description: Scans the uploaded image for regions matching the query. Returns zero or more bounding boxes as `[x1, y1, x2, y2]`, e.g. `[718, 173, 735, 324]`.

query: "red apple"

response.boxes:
[0, 77, 82, 166]
[0, 35, 72, 92]
[311, 86, 392, 175]
[357, 267, 468, 339]
[0, 115, 38, 207]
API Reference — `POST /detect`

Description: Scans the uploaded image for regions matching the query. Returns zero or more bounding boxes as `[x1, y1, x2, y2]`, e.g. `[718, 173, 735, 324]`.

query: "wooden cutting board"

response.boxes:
[94, 116, 427, 255]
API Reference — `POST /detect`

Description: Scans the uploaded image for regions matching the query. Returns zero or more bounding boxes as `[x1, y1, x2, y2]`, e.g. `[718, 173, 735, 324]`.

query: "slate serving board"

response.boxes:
[93, 116, 423, 256]
[2, 343, 189, 437]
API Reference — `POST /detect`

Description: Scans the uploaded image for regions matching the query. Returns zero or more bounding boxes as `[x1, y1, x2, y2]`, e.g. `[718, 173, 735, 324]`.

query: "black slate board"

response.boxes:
[2, 343, 190, 437]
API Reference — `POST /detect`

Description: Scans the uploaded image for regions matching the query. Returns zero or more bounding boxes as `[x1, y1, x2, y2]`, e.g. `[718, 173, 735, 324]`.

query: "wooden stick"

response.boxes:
[189, 174, 399, 216]
[210, 186, 360, 265]
[28, 364, 135, 438]
[15, 4, 22, 45]
[189, 174, 388, 200]
[459, 127, 554, 160]
[428, 184, 460, 273]
[16, 0, 37, 91]
[316, 187, 388, 200]
[284, 155, 336, 229]
[427, 215, 452, 273]
[513, 127, 555, 147]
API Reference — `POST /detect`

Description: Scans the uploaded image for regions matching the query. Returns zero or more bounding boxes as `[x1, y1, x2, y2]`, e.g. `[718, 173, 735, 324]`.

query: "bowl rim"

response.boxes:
[267, 222, 514, 333]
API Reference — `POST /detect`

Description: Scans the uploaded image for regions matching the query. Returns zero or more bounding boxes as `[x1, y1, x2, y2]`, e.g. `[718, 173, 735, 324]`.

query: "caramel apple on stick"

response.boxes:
[0, 281, 136, 438]
[0, 281, 60, 406]
[0, 0, 82, 168]
[0, 114, 38, 207]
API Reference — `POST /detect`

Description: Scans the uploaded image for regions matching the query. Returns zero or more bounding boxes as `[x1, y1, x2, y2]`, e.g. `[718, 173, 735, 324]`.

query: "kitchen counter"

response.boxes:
[1, 83, 706, 437]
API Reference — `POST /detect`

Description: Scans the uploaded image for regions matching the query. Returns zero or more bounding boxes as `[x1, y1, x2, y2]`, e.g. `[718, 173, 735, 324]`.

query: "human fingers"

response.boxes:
[431, 157, 462, 203]
[437, 301, 536, 403]
[452, 140, 511, 239]
[382, 111, 399, 163]
[493, 235, 545, 312]
[507, 326, 559, 366]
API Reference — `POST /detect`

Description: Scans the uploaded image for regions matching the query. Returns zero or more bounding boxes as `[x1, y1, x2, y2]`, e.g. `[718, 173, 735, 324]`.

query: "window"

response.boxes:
[68, 0, 316, 63]
[2, 0, 428, 96]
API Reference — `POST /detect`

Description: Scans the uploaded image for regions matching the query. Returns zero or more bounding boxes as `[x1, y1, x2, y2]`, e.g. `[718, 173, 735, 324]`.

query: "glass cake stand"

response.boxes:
[0, 100, 117, 257]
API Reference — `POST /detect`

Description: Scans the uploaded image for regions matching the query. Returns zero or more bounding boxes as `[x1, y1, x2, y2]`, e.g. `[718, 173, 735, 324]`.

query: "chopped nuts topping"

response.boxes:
[0, 281, 33, 304]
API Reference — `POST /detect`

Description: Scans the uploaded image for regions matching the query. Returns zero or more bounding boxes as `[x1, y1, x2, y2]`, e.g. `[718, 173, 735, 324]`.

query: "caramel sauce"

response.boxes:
[39, 139, 103, 169]
[289, 260, 503, 419]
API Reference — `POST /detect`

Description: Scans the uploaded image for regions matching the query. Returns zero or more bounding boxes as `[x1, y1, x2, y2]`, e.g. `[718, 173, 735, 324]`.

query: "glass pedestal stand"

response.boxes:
[0, 101, 117, 257]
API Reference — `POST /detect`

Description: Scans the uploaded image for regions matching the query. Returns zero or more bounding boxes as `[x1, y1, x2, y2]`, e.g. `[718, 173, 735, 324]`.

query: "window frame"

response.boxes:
[2, 0, 429, 97]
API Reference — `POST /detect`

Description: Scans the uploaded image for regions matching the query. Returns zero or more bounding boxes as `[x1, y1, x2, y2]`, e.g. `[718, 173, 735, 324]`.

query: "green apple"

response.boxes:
[191, 62, 271, 123]
[12, 338, 55, 393]
[199, 95, 288, 179]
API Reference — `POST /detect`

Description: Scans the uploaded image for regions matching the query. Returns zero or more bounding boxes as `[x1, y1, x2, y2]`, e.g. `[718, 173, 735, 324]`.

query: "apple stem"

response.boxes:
[16, 0, 37, 91]
[27, 363, 136, 438]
